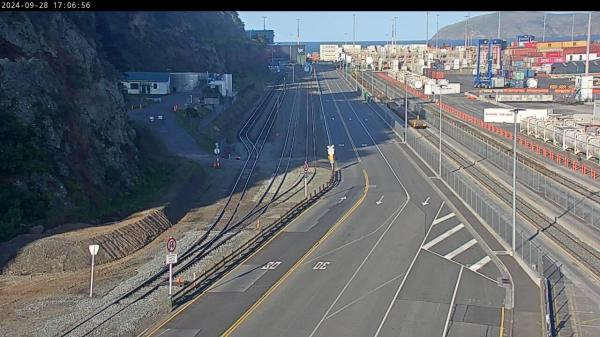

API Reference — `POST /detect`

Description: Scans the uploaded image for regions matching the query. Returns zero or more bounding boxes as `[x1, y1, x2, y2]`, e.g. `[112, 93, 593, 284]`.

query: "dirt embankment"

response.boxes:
[2, 208, 172, 275]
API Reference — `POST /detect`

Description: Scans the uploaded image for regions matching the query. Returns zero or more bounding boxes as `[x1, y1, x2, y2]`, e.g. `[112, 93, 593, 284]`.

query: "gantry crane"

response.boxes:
[474, 38, 507, 88]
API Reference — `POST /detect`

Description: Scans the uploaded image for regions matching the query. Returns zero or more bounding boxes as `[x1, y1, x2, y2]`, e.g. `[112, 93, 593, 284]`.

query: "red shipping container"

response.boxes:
[511, 55, 525, 61]
[524, 42, 537, 48]
[562, 46, 587, 55]
[544, 51, 562, 58]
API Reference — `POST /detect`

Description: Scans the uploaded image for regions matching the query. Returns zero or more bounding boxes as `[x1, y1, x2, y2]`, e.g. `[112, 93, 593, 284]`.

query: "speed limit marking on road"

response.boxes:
[167, 237, 177, 253]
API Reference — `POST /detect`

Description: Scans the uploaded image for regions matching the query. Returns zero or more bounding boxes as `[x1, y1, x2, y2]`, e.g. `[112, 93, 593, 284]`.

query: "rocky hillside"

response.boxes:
[0, 12, 267, 241]
[433, 12, 600, 41]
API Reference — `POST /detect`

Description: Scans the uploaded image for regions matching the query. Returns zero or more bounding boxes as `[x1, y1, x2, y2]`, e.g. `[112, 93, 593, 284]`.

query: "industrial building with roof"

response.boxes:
[121, 72, 171, 95]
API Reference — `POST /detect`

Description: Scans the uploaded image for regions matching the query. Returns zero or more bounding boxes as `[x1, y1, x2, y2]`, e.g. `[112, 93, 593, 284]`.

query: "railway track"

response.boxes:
[58, 70, 323, 336]
[361, 70, 600, 207]
[348, 70, 600, 280]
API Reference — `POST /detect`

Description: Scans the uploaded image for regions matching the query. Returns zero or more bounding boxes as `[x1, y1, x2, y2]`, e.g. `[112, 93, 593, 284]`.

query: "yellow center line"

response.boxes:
[220, 169, 369, 337]
[144, 174, 336, 337]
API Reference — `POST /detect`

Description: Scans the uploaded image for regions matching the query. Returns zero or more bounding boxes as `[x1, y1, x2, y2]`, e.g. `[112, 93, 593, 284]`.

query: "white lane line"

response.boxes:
[371, 202, 445, 337]
[307, 69, 412, 337]
[442, 266, 464, 337]
[432, 212, 455, 225]
[444, 239, 477, 260]
[422, 224, 464, 250]
[324, 272, 406, 320]
[469, 256, 492, 272]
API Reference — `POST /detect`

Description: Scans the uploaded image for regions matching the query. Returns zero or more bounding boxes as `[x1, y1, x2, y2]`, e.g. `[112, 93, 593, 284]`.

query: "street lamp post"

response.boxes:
[542, 12, 547, 42]
[404, 80, 408, 143]
[436, 14, 439, 49]
[438, 85, 448, 176]
[511, 108, 523, 255]
[571, 13, 575, 42]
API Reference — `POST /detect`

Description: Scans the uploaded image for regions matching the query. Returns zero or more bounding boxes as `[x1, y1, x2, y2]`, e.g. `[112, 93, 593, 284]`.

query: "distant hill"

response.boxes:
[432, 12, 600, 42]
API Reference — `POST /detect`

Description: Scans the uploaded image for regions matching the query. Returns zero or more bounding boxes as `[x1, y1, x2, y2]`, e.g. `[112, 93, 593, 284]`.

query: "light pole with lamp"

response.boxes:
[404, 80, 408, 143]
[438, 85, 448, 176]
[510, 108, 524, 255]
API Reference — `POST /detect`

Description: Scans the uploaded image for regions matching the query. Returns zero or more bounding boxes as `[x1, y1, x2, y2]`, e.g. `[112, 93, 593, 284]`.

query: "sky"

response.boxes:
[238, 11, 493, 42]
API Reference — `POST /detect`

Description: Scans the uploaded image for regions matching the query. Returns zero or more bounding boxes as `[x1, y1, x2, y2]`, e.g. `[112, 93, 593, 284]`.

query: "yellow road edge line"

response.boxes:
[499, 306, 505, 337]
[144, 174, 339, 337]
[220, 169, 369, 337]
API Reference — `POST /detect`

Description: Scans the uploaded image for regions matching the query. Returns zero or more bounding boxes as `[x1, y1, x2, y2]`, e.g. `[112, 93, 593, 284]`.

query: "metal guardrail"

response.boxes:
[170, 170, 340, 308]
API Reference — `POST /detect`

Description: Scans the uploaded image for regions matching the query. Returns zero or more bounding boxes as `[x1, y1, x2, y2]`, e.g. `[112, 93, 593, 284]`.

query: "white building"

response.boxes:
[121, 72, 170, 95]
[320, 44, 340, 62]
[208, 73, 233, 97]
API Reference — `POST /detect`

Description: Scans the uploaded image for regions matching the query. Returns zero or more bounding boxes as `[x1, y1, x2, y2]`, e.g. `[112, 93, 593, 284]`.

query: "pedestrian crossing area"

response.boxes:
[422, 205, 500, 280]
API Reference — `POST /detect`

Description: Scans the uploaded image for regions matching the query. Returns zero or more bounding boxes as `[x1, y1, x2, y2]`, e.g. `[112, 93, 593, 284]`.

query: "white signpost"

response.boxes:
[166, 237, 177, 296]
[88, 244, 99, 297]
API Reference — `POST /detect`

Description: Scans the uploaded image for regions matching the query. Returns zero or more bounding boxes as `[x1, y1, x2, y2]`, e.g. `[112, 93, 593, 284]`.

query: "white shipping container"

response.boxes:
[566, 53, 599, 62]
[495, 94, 554, 102]
[366, 56, 374, 65]
[483, 108, 550, 124]
[587, 137, 600, 159]
[431, 83, 460, 95]
[424, 84, 433, 95]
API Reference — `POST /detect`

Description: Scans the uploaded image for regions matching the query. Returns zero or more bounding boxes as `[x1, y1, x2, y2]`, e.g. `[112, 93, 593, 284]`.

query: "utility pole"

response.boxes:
[542, 12, 547, 42]
[262, 16, 266, 30]
[353, 14, 356, 49]
[297, 18, 300, 45]
[438, 91, 443, 176]
[497, 11, 501, 39]
[426, 12, 429, 48]
[572, 13, 575, 42]
[394, 17, 398, 47]
[585, 12, 592, 75]
[510, 109, 523, 256]
[404, 80, 408, 143]
[436, 14, 439, 49]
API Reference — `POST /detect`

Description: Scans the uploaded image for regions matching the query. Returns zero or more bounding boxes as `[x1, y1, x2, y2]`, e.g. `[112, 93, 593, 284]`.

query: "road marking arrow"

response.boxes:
[339, 196, 347, 201]
[376, 195, 384, 205]
[421, 197, 430, 206]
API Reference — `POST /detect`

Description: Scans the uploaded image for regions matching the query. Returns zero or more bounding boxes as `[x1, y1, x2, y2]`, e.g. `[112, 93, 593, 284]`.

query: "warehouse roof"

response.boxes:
[123, 72, 170, 82]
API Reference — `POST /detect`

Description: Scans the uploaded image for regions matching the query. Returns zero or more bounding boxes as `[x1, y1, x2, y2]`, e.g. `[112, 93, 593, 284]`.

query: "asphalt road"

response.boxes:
[145, 64, 522, 337]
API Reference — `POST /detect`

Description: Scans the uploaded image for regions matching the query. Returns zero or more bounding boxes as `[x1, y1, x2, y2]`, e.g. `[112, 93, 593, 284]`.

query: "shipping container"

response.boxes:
[511, 48, 538, 56]
[544, 51, 562, 58]
[561, 40, 588, 48]
[537, 42, 563, 49]
[524, 42, 537, 48]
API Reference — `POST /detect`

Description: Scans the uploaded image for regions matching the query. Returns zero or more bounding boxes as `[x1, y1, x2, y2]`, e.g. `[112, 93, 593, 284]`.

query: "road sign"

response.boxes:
[166, 253, 178, 265]
[167, 237, 176, 253]
[214, 147, 220, 155]
[327, 145, 335, 155]
[89, 244, 99, 256]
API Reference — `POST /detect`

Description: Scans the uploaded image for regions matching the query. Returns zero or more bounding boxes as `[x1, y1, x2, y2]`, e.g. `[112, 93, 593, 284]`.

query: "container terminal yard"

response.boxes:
[315, 27, 600, 337]
[5, 11, 600, 337]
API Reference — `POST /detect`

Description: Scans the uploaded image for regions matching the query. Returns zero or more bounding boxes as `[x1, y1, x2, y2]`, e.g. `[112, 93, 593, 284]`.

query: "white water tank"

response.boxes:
[438, 79, 449, 86]
[526, 78, 538, 88]
[412, 80, 423, 89]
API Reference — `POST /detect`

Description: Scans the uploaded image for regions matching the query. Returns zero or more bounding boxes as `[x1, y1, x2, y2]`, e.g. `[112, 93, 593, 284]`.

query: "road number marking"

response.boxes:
[262, 261, 282, 270]
[313, 261, 330, 270]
